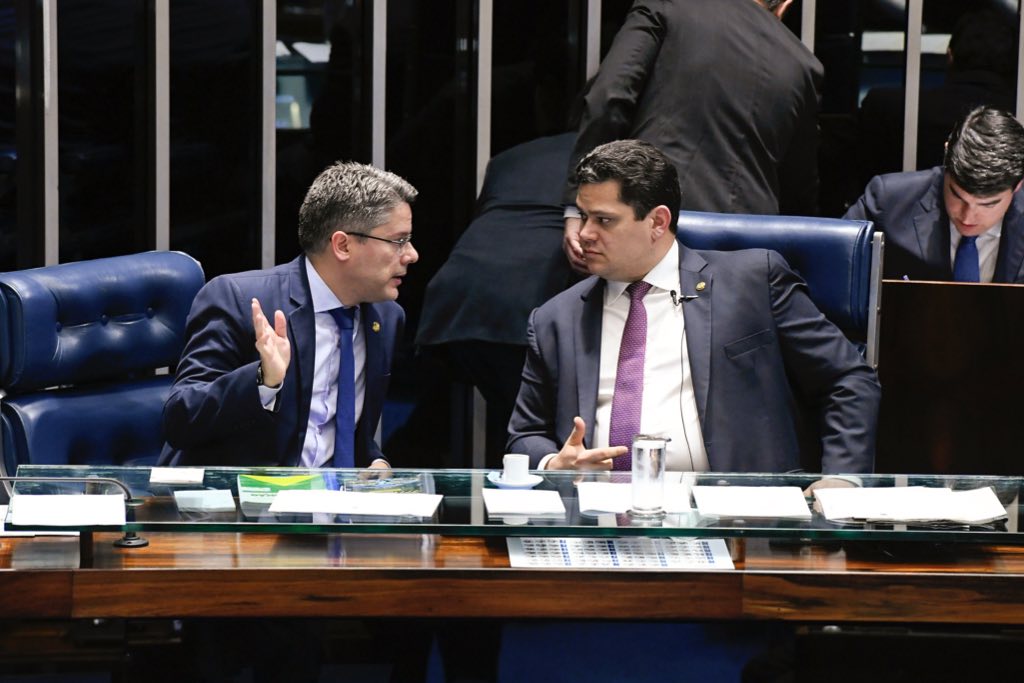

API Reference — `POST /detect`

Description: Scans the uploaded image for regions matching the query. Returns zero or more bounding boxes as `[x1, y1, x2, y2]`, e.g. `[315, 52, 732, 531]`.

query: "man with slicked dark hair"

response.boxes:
[511, 139, 879, 475]
[845, 106, 1024, 283]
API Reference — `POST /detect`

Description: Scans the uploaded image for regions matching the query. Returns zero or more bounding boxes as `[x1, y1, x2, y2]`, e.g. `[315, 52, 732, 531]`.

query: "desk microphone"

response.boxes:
[670, 290, 698, 307]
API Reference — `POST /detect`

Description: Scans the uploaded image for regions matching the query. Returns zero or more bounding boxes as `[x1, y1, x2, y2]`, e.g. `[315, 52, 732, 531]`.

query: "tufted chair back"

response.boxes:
[677, 210, 883, 366]
[0, 251, 204, 483]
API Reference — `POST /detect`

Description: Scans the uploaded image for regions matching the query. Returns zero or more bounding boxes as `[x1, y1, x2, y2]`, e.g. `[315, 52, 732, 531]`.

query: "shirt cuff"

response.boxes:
[258, 384, 281, 410]
[563, 205, 581, 219]
[538, 453, 558, 470]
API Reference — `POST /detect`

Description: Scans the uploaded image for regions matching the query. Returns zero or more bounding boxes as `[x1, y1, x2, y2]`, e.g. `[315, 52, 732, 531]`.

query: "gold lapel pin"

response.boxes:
[372, 321, 381, 333]
[695, 281, 706, 291]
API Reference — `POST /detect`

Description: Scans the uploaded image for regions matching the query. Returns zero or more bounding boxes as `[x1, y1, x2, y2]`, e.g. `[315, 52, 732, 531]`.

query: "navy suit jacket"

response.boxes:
[565, 0, 822, 215]
[844, 167, 1024, 283]
[160, 256, 403, 467]
[507, 246, 879, 474]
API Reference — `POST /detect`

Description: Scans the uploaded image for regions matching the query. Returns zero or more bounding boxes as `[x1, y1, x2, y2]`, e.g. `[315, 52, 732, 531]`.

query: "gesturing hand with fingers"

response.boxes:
[548, 416, 629, 470]
[251, 298, 291, 388]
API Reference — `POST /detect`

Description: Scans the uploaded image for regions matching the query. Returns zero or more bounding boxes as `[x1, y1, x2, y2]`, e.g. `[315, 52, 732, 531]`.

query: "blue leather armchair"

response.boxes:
[677, 210, 883, 367]
[0, 251, 204, 487]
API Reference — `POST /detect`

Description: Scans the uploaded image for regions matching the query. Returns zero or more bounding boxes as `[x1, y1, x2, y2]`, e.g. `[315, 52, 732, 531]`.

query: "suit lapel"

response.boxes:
[287, 257, 316, 465]
[576, 279, 604, 446]
[679, 247, 711, 425]
[914, 182, 952, 277]
[995, 194, 1024, 282]
[359, 303, 385, 453]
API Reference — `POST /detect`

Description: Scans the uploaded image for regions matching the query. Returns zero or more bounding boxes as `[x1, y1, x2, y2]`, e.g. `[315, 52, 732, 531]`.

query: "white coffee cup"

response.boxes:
[502, 453, 530, 483]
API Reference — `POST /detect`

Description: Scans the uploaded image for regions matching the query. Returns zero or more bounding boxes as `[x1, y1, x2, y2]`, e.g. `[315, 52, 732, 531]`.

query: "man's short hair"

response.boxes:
[944, 106, 1024, 197]
[298, 162, 418, 254]
[573, 139, 681, 232]
[761, 0, 786, 12]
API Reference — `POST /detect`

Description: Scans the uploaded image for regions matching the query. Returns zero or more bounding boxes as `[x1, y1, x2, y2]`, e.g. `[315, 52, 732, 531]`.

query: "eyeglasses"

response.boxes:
[348, 232, 414, 253]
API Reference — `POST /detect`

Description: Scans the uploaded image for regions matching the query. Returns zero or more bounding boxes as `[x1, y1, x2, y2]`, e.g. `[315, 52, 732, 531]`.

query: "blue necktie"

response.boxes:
[953, 236, 980, 282]
[329, 306, 356, 468]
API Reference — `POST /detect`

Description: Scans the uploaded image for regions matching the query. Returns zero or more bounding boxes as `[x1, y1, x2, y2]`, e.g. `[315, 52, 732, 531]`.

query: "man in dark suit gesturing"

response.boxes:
[845, 106, 1024, 284]
[563, 0, 821, 272]
[509, 140, 879, 475]
[161, 162, 418, 468]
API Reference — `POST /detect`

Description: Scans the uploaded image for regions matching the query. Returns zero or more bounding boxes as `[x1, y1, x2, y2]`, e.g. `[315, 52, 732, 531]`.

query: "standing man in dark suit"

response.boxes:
[845, 106, 1024, 283]
[509, 139, 879, 474]
[563, 0, 822, 272]
[161, 161, 418, 468]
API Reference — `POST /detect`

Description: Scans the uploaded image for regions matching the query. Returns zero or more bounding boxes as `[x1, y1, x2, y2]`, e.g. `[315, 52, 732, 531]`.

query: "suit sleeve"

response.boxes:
[506, 308, 561, 467]
[767, 252, 880, 474]
[843, 174, 887, 225]
[162, 278, 277, 450]
[563, 0, 668, 204]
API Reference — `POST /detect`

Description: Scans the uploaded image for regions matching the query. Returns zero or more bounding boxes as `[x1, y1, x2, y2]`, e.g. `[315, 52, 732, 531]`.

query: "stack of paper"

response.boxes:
[813, 486, 1007, 524]
[576, 482, 693, 514]
[481, 489, 566, 519]
[692, 486, 811, 520]
[268, 490, 443, 517]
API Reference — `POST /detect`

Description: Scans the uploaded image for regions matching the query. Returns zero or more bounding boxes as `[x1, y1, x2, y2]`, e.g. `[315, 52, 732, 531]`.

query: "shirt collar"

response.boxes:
[606, 240, 681, 304]
[304, 258, 347, 313]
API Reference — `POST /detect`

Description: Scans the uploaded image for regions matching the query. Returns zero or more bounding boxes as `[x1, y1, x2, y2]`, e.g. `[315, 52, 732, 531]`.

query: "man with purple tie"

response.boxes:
[161, 161, 418, 468]
[508, 139, 879, 474]
[845, 106, 1024, 284]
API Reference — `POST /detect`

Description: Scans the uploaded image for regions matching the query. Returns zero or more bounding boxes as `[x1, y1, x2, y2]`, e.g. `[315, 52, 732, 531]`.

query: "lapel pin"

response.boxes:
[372, 321, 381, 333]
[695, 281, 706, 291]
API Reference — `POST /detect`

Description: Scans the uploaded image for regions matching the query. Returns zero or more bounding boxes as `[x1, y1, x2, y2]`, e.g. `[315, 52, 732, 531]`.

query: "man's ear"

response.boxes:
[649, 205, 673, 240]
[330, 231, 352, 261]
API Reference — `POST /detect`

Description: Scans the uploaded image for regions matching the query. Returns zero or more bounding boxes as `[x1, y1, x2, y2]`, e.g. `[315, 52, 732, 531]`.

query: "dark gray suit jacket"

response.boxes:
[565, 0, 822, 215]
[160, 256, 404, 467]
[844, 167, 1024, 283]
[507, 246, 879, 473]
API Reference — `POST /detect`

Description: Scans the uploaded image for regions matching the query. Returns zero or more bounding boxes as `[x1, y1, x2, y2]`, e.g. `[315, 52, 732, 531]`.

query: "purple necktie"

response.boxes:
[608, 281, 652, 471]
[329, 306, 356, 468]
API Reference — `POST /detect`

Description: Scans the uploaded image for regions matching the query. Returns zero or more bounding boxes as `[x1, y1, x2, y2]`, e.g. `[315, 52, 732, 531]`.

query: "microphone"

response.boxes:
[670, 290, 698, 306]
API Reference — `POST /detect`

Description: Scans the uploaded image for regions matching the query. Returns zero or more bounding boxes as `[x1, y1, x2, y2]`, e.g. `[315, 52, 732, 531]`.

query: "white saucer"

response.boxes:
[487, 471, 543, 490]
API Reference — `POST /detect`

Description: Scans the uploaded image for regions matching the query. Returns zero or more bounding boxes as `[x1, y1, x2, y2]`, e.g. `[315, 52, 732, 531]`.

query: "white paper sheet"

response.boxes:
[150, 467, 205, 485]
[268, 489, 442, 517]
[482, 489, 566, 516]
[577, 482, 694, 514]
[9, 494, 126, 527]
[692, 486, 811, 520]
[507, 537, 734, 570]
[173, 489, 237, 512]
[814, 486, 1007, 524]
[0, 505, 79, 537]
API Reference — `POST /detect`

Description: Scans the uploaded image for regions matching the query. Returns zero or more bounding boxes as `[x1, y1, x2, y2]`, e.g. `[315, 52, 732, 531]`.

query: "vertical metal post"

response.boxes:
[475, 0, 492, 196]
[1017, 1, 1024, 122]
[371, 0, 387, 169]
[15, 0, 58, 266]
[259, 0, 277, 268]
[586, 0, 601, 78]
[800, 0, 816, 53]
[147, 0, 169, 251]
[901, 0, 923, 172]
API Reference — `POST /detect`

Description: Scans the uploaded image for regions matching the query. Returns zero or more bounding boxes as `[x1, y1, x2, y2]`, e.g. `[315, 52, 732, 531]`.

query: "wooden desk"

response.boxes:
[876, 279, 1024, 474]
[4, 533, 1024, 625]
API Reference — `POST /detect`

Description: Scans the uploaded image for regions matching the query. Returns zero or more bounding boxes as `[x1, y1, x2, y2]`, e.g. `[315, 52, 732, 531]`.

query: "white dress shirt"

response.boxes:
[260, 259, 366, 468]
[949, 221, 1001, 283]
[594, 241, 708, 471]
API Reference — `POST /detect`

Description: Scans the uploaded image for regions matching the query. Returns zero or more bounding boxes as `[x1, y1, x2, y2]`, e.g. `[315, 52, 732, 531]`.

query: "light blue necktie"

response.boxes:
[328, 306, 356, 468]
[953, 236, 980, 282]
